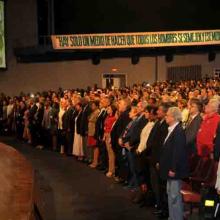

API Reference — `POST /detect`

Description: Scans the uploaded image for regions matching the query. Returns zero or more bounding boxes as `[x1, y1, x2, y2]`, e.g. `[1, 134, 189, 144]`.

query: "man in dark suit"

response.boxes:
[62, 99, 76, 155]
[119, 106, 141, 189]
[185, 98, 203, 156]
[35, 101, 44, 148]
[15, 101, 26, 140]
[28, 98, 38, 145]
[120, 103, 148, 187]
[80, 96, 92, 162]
[111, 98, 131, 182]
[128, 101, 148, 148]
[160, 107, 188, 220]
[94, 97, 109, 170]
[147, 103, 169, 215]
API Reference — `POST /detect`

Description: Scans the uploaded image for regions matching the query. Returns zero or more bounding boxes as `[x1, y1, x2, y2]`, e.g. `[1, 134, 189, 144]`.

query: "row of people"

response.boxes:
[0, 79, 220, 220]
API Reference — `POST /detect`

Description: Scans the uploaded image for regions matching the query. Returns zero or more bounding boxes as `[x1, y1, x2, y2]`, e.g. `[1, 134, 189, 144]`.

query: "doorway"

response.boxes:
[102, 73, 127, 89]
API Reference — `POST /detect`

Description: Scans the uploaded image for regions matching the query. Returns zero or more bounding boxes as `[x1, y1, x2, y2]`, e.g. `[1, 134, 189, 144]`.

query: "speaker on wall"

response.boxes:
[92, 54, 100, 65]
[208, 52, 216, 62]
[165, 54, 173, 63]
[131, 54, 139, 65]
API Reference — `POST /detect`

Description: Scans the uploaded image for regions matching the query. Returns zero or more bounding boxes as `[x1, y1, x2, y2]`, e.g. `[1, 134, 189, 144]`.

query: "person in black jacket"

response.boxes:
[35, 101, 44, 148]
[111, 98, 131, 182]
[147, 103, 169, 215]
[119, 105, 147, 189]
[80, 96, 92, 162]
[127, 101, 148, 148]
[94, 97, 109, 170]
[28, 98, 38, 145]
[49, 102, 59, 151]
[15, 101, 26, 140]
[160, 107, 188, 220]
[185, 98, 203, 156]
[73, 102, 84, 159]
[62, 99, 76, 156]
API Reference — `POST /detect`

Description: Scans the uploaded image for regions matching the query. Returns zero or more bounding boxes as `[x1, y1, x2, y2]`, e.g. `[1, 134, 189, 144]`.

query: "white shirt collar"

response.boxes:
[191, 113, 199, 120]
[164, 122, 179, 144]
[168, 122, 179, 132]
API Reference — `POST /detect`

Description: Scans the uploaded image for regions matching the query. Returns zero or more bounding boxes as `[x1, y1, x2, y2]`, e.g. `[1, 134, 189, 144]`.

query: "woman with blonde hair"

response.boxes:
[103, 104, 117, 177]
[88, 100, 100, 167]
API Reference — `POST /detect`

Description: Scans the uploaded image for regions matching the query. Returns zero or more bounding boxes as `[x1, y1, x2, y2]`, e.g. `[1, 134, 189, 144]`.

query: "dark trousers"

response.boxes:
[136, 153, 151, 188]
[150, 164, 168, 212]
[16, 123, 24, 140]
[42, 128, 51, 149]
[126, 150, 138, 188]
[82, 136, 88, 159]
[150, 165, 161, 208]
[114, 146, 128, 180]
[65, 131, 73, 155]
[98, 140, 108, 168]
[161, 181, 168, 213]
[29, 123, 37, 146]
[58, 129, 65, 149]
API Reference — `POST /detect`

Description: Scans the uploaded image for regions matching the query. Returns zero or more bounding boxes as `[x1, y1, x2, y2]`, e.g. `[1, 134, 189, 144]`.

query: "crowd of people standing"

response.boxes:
[0, 78, 220, 220]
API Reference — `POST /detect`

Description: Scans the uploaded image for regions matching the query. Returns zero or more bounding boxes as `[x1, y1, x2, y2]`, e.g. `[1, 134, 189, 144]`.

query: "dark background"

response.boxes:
[51, 0, 220, 34]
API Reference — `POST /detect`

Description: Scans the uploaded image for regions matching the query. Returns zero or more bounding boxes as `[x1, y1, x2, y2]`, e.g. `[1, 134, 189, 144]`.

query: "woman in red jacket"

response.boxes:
[103, 104, 117, 177]
[197, 98, 220, 157]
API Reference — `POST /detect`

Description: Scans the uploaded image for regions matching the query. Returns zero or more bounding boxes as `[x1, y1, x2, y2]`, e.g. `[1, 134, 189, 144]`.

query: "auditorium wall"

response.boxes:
[1, 54, 220, 95]
[0, 0, 220, 95]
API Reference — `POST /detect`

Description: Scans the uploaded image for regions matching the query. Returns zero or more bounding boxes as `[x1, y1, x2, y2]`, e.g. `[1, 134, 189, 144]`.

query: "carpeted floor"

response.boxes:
[0, 136, 159, 220]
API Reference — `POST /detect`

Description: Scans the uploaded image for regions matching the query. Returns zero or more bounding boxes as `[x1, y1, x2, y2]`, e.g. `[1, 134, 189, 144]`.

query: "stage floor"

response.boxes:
[0, 136, 200, 220]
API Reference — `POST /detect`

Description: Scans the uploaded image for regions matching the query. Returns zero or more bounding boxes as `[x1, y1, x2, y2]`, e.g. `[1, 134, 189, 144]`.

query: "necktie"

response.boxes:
[186, 115, 193, 127]
[122, 120, 134, 138]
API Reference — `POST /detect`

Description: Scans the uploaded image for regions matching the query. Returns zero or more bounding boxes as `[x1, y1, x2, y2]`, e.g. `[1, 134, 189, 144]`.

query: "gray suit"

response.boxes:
[185, 114, 203, 155]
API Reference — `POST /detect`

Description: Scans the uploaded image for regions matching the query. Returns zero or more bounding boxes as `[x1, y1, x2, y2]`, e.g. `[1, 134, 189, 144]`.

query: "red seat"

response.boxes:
[189, 154, 202, 175]
[181, 155, 203, 191]
[180, 190, 201, 203]
[181, 158, 218, 215]
[190, 158, 215, 190]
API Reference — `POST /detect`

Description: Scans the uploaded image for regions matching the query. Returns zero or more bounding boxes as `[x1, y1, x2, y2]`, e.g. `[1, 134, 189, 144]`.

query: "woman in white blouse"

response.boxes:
[135, 105, 158, 196]
[136, 105, 158, 154]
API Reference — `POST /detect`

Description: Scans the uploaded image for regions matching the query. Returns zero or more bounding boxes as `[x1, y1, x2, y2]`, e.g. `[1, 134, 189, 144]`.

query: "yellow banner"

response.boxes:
[51, 30, 220, 49]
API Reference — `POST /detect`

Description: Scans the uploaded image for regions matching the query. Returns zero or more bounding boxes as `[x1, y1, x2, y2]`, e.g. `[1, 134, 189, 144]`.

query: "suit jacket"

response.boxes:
[16, 107, 26, 125]
[160, 123, 189, 180]
[88, 109, 100, 136]
[125, 115, 147, 148]
[121, 118, 138, 144]
[80, 104, 92, 136]
[94, 109, 107, 141]
[147, 119, 168, 166]
[36, 106, 44, 127]
[76, 111, 83, 135]
[111, 108, 131, 149]
[185, 114, 202, 155]
[62, 107, 76, 132]
[29, 104, 38, 125]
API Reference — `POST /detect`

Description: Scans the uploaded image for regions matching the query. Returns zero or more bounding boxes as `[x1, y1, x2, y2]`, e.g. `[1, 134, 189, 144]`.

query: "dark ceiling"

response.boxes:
[17, 0, 220, 63]
[54, 0, 220, 34]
